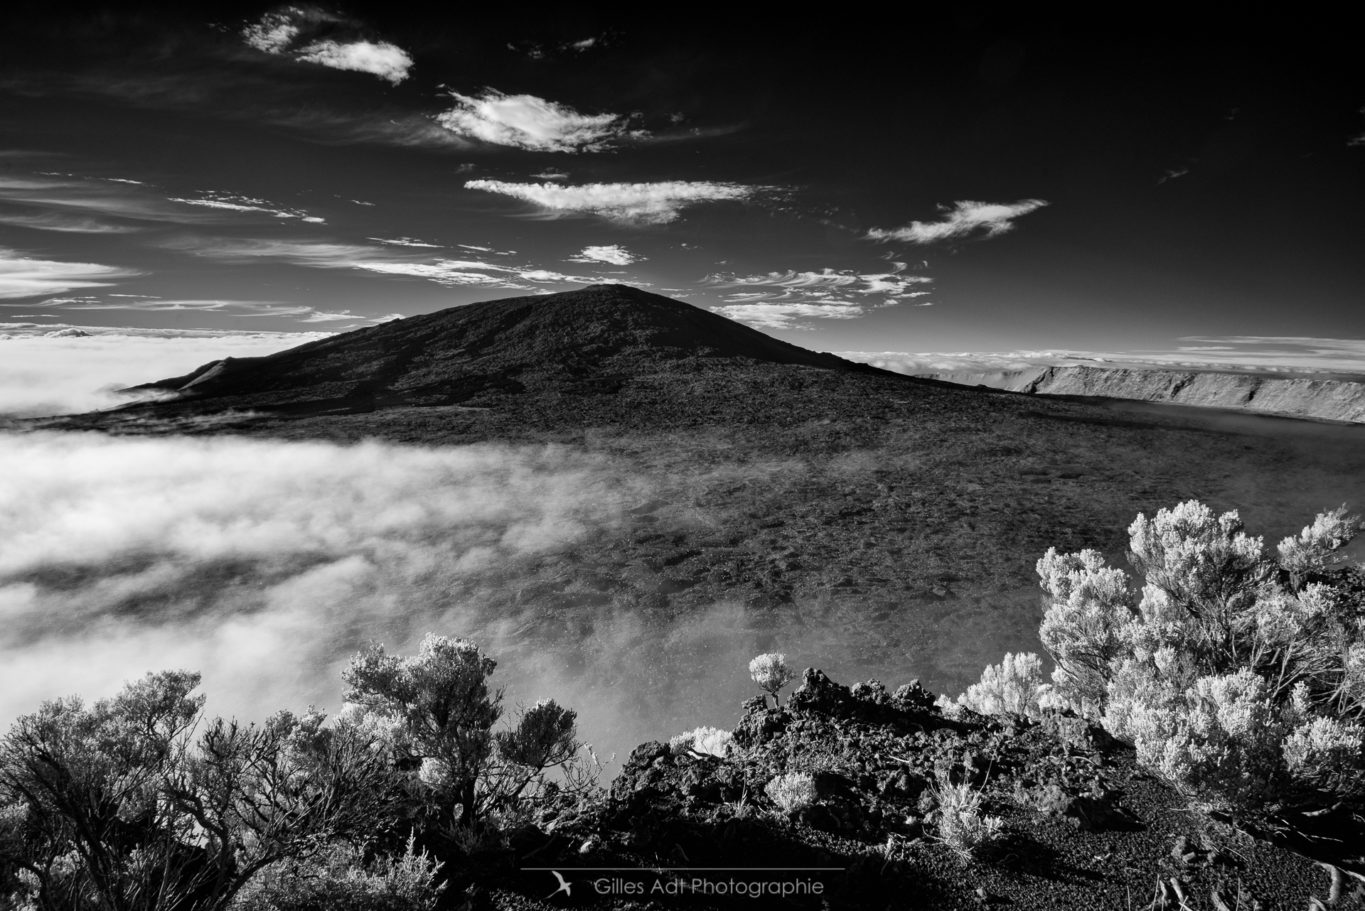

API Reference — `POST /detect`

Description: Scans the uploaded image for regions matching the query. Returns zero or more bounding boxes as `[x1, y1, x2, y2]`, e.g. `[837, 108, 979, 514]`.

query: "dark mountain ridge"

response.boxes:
[134, 284, 872, 412]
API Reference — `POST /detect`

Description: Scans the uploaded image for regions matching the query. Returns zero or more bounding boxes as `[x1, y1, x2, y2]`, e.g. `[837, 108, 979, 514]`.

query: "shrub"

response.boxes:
[669, 727, 733, 758]
[342, 635, 594, 832]
[957, 652, 1052, 719]
[0, 672, 395, 911]
[749, 654, 795, 707]
[231, 836, 443, 911]
[765, 772, 816, 815]
[1024, 501, 1365, 810]
[930, 772, 1004, 861]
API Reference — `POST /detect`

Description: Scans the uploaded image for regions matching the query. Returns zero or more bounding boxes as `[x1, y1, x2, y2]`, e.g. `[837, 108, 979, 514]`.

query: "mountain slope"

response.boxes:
[134, 284, 868, 411]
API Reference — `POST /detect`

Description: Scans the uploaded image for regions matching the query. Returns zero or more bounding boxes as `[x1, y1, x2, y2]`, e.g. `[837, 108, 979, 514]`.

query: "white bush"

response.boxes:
[1278, 505, 1360, 576]
[1283, 715, 1365, 791]
[765, 771, 816, 815]
[931, 772, 1004, 860]
[957, 652, 1052, 719]
[1027, 501, 1365, 809]
[669, 726, 733, 758]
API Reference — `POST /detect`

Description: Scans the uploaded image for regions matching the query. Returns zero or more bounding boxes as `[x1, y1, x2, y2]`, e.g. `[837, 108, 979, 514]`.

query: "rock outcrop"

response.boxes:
[454, 669, 1359, 910]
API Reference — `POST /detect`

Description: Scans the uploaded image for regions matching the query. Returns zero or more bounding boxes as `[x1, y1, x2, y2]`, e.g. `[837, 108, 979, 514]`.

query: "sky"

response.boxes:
[2, 5, 1364, 403]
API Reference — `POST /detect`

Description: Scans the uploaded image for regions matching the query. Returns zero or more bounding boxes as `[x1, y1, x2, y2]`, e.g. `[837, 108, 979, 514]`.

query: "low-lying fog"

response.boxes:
[2, 430, 1032, 770]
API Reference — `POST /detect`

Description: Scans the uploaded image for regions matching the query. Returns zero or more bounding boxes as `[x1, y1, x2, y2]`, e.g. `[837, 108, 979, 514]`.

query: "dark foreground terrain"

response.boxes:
[454, 668, 1365, 911]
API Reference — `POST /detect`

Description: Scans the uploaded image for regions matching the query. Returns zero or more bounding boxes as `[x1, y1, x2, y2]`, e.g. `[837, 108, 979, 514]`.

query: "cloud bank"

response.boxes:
[0, 432, 640, 746]
[464, 180, 756, 224]
[867, 199, 1049, 244]
[436, 91, 643, 152]
[0, 326, 327, 415]
[0, 328, 324, 416]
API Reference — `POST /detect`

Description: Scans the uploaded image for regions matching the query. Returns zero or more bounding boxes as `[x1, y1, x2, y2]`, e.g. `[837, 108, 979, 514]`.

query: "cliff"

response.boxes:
[923, 365, 1365, 424]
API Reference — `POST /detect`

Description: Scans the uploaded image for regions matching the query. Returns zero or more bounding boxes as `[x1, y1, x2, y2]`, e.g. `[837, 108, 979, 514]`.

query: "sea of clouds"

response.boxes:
[0, 328, 329, 416]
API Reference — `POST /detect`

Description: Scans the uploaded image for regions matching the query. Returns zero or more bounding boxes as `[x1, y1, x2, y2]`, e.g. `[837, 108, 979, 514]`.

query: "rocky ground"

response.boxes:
[450, 669, 1365, 911]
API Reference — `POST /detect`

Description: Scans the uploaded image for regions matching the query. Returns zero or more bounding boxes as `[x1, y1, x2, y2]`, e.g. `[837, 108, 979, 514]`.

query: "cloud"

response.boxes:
[435, 90, 643, 152]
[710, 302, 869, 330]
[295, 40, 413, 86]
[0, 174, 222, 226]
[0, 330, 326, 416]
[0, 211, 141, 234]
[465, 179, 757, 224]
[867, 199, 1049, 244]
[166, 235, 617, 294]
[168, 192, 325, 223]
[0, 432, 641, 731]
[369, 236, 443, 248]
[241, 9, 302, 53]
[0, 248, 139, 299]
[354, 259, 603, 290]
[1157, 167, 1190, 185]
[240, 8, 413, 85]
[164, 237, 381, 267]
[569, 245, 641, 266]
[703, 266, 933, 329]
[37, 296, 364, 323]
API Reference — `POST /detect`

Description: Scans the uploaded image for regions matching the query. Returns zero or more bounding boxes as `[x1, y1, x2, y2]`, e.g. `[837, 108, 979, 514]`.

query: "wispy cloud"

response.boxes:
[0, 211, 141, 234]
[0, 248, 139, 299]
[166, 235, 617, 294]
[355, 259, 604, 291]
[569, 244, 642, 266]
[1157, 167, 1190, 185]
[242, 9, 302, 53]
[164, 237, 381, 267]
[38, 296, 363, 323]
[435, 90, 644, 152]
[710, 302, 870, 330]
[867, 199, 1049, 244]
[465, 179, 758, 224]
[704, 266, 932, 329]
[168, 191, 325, 222]
[369, 236, 443, 249]
[0, 174, 217, 227]
[240, 7, 413, 85]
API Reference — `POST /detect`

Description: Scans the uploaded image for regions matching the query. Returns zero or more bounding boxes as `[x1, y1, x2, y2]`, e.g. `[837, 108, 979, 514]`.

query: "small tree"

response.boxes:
[0, 672, 394, 911]
[342, 635, 589, 835]
[748, 654, 794, 708]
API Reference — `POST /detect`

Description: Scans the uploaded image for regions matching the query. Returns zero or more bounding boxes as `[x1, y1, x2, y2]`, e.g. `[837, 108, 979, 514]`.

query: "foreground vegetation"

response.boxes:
[2, 501, 1362, 909]
[958, 501, 1365, 813]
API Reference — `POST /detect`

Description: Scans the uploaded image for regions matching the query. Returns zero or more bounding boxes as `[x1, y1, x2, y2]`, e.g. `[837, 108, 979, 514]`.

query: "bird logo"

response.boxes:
[547, 871, 572, 899]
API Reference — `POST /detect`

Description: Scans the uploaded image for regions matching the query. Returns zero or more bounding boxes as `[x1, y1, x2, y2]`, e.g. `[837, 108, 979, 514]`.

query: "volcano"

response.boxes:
[129, 284, 875, 414]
